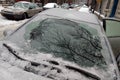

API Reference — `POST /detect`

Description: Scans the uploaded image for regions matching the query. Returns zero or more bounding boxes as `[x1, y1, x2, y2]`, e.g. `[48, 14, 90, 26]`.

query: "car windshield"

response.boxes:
[23, 18, 106, 67]
[2, 9, 119, 79]
[14, 2, 29, 9]
[61, 3, 69, 8]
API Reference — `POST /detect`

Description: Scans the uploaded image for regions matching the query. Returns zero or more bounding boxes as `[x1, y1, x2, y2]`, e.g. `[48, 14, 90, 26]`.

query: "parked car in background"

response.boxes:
[69, 3, 83, 11]
[69, 3, 79, 8]
[79, 4, 90, 13]
[1, 1, 43, 20]
[103, 18, 120, 71]
[43, 3, 59, 10]
[61, 3, 70, 9]
[1, 8, 120, 80]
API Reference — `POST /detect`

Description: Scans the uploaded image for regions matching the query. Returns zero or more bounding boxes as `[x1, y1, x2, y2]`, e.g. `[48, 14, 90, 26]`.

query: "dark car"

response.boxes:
[0, 8, 120, 80]
[1, 1, 42, 20]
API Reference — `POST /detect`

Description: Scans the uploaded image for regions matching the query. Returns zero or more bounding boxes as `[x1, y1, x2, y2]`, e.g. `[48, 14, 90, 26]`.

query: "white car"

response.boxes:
[79, 5, 90, 13]
[43, 3, 59, 10]
[1, 8, 120, 80]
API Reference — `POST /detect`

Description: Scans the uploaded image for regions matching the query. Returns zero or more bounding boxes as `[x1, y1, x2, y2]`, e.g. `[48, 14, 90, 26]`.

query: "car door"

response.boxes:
[29, 3, 42, 16]
[103, 18, 120, 70]
[32, 3, 42, 13]
[27, 3, 37, 17]
[103, 18, 120, 57]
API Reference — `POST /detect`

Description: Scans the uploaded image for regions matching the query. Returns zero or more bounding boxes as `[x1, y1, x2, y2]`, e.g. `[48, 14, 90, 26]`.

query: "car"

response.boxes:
[43, 3, 59, 10]
[0, 8, 120, 80]
[69, 3, 81, 9]
[103, 18, 120, 71]
[61, 3, 70, 9]
[79, 4, 90, 13]
[1, 1, 43, 20]
[69, 3, 83, 11]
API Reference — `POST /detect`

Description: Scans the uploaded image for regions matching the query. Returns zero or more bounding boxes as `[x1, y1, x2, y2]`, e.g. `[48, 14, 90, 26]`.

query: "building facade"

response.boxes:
[115, 0, 120, 18]
[99, 0, 120, 18]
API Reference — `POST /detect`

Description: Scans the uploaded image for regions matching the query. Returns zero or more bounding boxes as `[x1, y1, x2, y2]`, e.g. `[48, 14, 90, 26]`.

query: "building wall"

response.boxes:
[105, 0, 114, 17]
[99, 0, 114, 17]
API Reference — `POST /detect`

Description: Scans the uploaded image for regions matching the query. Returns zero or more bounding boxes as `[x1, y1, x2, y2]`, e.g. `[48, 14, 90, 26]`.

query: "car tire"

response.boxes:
[22, 13, 27, 19]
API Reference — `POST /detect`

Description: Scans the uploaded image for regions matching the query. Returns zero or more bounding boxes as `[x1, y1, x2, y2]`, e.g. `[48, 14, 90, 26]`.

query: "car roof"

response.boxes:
[43, 3, 57, 8]
[40, 8, 99, 24]
[16, 1, 31, 4]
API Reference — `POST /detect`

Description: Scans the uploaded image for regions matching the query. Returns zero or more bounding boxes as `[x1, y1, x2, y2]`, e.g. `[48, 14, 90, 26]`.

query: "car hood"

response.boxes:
[0, 41, 118, 80]
[2, 6, 26, 12]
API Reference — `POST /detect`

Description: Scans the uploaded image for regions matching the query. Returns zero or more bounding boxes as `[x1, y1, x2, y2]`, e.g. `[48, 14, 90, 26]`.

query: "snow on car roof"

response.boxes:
[43, 3, 57, 8]
[40, 8, 99, 24]
[16, 1, 31, 4]
[79, 5, 90, 13]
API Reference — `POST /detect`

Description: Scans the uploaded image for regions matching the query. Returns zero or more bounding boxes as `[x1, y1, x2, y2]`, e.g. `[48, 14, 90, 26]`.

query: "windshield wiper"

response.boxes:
[3, 43, 40, 66]
[3, 43, 62, 72]
[65, 65, 101, 80]
[3, 43, 101, 80]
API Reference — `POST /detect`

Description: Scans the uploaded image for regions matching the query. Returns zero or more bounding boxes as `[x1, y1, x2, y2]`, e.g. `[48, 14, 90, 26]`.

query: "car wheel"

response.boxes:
[22, 13, 27, 19]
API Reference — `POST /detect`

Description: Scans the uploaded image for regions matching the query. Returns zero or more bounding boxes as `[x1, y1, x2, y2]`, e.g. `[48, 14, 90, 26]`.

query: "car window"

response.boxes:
[24, 18, 106, 67]
[29, 3, 39, 9]
[14, 2, 23, 8]
[22, 3, 30, 9]
[14, 2, 29, 9]
[105, 19, 120, 37]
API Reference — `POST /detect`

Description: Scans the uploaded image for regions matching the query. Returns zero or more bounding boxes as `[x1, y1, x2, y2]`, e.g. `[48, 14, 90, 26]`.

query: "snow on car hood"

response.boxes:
[0, 41, 118, 80]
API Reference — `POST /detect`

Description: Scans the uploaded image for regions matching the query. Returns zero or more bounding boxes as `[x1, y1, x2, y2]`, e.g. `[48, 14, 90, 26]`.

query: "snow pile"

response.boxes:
[0, 42, 117, 80]
[0, 5, 4, 12]
[0, 5, 19, 27]
[0, 60, 52, 80]
[0, 14, 17, 27]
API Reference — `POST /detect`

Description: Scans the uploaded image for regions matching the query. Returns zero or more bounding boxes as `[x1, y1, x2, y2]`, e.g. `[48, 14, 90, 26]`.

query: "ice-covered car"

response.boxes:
[0, 8, 120, 80]
[1, 1, 42, 20]
[43, 3, 59, 10]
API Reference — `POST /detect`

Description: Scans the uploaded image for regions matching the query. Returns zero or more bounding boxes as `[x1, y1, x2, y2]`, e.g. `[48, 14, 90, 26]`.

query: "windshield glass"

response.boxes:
[24, 18, 106, 67]
[14, 2, 29, 9]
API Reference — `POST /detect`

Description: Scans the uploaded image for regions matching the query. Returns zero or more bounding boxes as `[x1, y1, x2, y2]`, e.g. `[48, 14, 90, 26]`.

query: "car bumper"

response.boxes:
[1, 11, 23, 20]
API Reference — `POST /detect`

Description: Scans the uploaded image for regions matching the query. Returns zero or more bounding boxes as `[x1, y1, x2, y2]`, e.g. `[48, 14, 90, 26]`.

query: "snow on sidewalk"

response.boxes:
[0, 5, 28, 38]
[0, 5, 17, 27]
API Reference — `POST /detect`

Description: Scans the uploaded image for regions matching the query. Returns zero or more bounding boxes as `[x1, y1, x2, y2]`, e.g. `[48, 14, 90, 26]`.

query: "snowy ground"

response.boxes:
[0, 5, 28, 38]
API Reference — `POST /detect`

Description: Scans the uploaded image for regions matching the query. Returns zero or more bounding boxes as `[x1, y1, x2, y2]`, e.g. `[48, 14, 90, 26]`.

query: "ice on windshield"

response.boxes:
[24, 18, 106, 67]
